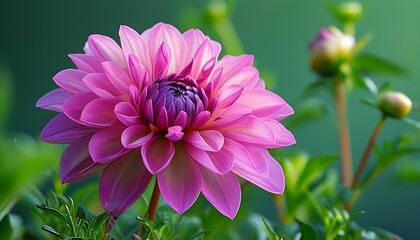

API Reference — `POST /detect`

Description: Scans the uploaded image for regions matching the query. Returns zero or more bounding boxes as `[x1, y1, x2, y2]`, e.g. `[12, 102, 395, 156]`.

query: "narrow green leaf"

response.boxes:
[296, 219, 319, 240]
[36, 205, 70, 224]
[299, 155, 339, 188]
[42, 225, 63, 238]
[354, 54, 406, 75]
[261, 218, 281, 240]
[403, 118, 420, 129]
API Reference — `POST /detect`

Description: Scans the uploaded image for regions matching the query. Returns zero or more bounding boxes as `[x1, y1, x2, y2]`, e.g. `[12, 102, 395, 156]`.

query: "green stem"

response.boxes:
[139, 181, 160, 236]
[351, 116, 386, 189]
[101, 215, 115, 240]
[334, 78, 353, 188]
[213, 19, 244, 56]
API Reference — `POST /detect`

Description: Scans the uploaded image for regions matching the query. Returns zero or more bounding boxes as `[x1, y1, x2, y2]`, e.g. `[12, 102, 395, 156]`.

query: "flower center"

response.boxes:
[146, 74, 209, 129]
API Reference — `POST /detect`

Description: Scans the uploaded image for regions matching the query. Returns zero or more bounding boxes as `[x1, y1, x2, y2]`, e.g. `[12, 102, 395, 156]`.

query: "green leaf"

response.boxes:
[42, 225, 63, 238]
[296, 219, 319, 240]
[36, 204, 70, 224]
[299, 155, 339, 189]
[261, 218, 281, 240]
[369, 227, 404, 240]
[354, 54, 406, 75]
[0, 214, 22, 240]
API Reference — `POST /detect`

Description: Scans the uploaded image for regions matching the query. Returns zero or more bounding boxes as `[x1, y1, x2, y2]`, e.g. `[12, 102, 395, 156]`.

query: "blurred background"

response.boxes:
[0, 0, 419, 238]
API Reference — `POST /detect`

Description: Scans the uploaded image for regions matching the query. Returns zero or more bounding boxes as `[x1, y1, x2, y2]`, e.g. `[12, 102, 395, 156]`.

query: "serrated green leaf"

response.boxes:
[261, 218, 281, 240]
[354, 54, 406, 75]
[296, 219, 319, 240]
[37, 205, 70, 224]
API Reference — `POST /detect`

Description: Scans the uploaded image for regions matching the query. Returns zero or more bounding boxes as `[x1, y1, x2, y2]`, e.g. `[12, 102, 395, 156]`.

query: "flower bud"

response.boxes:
[205, 1, 228, 25]
[309, 27, 355, 76]
[379, 91, 412, 119]
[335, 2, 363, 25]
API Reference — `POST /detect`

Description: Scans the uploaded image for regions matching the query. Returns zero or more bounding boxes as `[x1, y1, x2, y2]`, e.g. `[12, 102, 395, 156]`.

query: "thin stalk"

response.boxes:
[139, 181, 161, 236]
[213, 19, 244, 56]
[334, 79, 353, 188]
[101, 215, 115, 240]
[351, 116, 386, 189]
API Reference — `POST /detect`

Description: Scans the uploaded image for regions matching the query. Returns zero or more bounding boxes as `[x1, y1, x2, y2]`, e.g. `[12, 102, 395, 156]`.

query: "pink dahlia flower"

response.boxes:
[36, 23, 295, 219]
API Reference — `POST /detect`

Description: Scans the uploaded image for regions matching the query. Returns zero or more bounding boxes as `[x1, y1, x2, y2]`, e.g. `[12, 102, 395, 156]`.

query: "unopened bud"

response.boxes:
[379, 91, 412, 119]
[205, 1, 228, 25]
[309, 27, 355, 76]
[335, 2, 363, 25]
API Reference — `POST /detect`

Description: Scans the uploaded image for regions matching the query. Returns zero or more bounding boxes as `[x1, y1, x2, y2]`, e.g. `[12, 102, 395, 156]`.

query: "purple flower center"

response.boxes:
[146, 74, 209, 128]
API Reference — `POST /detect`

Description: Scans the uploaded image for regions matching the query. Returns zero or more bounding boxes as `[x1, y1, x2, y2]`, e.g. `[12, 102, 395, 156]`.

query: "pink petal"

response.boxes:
[36, 88, 72, 112]
[216, 55, 254, 83]
[184, 130, 224, 152]
[236, 89, 294, 120]
[121, 124, 153, 149]
[148, 23, 187, 73]
[189, 40, 214, 79]
[185, 143, 233, 175]
[41, 113, 95, 144]
[100, 150, 152, 218]
[119, 25, 152, 73]
[157, 145, 202, 214]
[80, 98, 121, 127]
[83, 73, 120, 97]
[199, 166, 241, 219]
[207, 104, 252, 128]
[218, 66, 259, 92]
[141, 135, 175, 173]
[224, 139, 268, 177]
[265, 120, 296, 148]
[60, 135, 105, 183]
[69, 54, 103, 73]
[221, 116, 275, 146]
[53, 69, 89, 93]
[114, 102, 140, 126]
[127, 54, 149, 91]
[89, 127, 130, 163]
[173, 111, 188, 128]
[191, 111, 210, 129]
[102, 61, 133, 93]
[233, 152, 285, 194]
[153, 42, 171, 78]
[88, 34, 125, 67]
[183, 29, 207, 61]
[165, 126, 184, 141]
[62, 92, 98, 126]
[216, 84, 244, 109]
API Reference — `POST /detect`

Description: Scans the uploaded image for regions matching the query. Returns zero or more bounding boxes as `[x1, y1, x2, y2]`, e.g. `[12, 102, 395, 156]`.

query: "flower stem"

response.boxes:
[101, 215, 115, 240]
[139, 181, 160, 236]
[334, 78, 353, 188]
[213, 19, 244, 56]
[351, 116, 386, 189]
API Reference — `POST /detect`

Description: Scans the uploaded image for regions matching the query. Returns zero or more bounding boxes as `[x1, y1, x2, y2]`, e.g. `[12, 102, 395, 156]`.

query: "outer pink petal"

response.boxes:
[141, 135, 175, 173]
[233, 153, 285, 194]
[216, 84, 243, 109]
[189, 40, 215, 80]
[199, 166, 241, 219]
[224, 139, 268, 177]
[60, 136, 105, 183]
[62, 92, 98, 126]
[157, 144, 202, 214]
[83, 73, 120, 97]
[218, 66, 259, 92]
[69, 54, 103, 73]
[148, 23, 187, 73]
[184, 130, 224, 152]
[183, 29, 207, 61]
[41, 113, 95, 144]
[119, 25, 152, 74]
[265, 120, 296, 148]
[121, 124, 153, 149]
[36, 88, 72, 112]
[80, 98, 121, 127]
[236, 89, 294, 120]
[53, 69, 89, 93]
[88, 34, 125, 67]
[185, 143, 233, 174]
[100, 151, 152, 218]
[102, 61, 133, 93]
[216, 55, 254, 84]
[89, 127, 130, 163]
[207, 104, 252, 128]
[220, 116, 275, 146]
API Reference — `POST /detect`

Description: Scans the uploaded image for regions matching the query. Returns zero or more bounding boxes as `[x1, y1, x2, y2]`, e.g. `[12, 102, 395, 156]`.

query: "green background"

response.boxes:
[1, 0, 419, 238]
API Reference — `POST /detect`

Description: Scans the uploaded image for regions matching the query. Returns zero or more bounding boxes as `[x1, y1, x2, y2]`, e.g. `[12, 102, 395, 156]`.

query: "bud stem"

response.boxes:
[334, 78, 353, 188]
[351, 116, 386, 189]
[101, 215, 115, 240]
